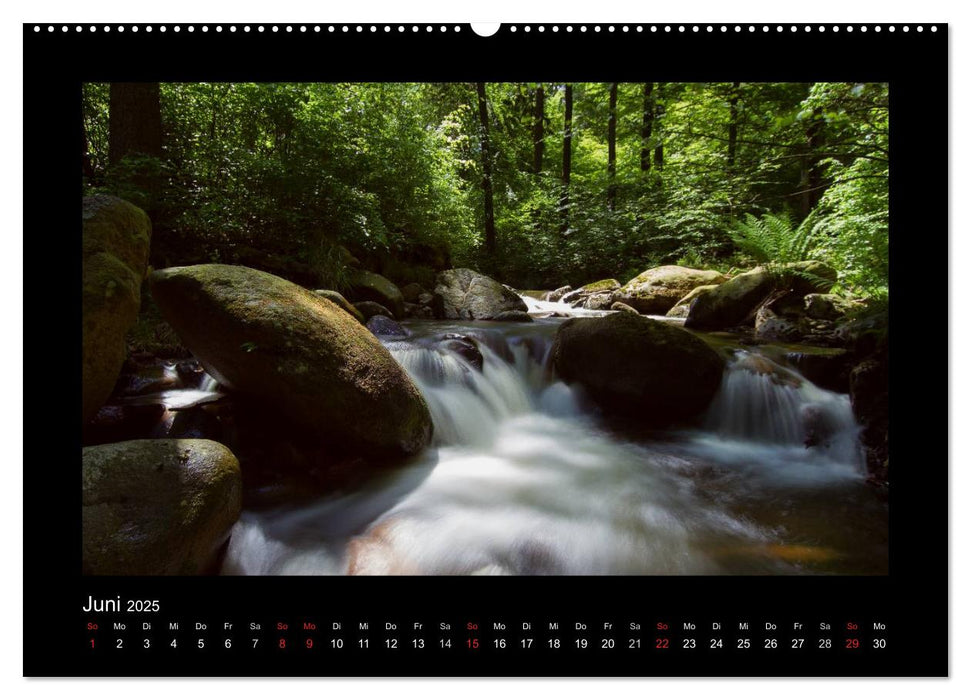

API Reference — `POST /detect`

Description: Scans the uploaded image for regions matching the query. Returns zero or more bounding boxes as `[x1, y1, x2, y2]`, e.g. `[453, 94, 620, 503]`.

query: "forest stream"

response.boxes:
[204, 297, 888, 576]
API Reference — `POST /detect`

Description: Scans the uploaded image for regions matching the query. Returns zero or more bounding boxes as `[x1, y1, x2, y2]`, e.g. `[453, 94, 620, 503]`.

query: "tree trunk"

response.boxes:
[109, 82, 163, 211]
[607, 83, 618, 211]
[475, 82, 497, 257]
[728, 81, 740, 171]
[560, 84, 573, 235]
[640, 83, 654, 173]
[806, 107, 825, 209]
[532, 85, 545, 174]
[653, 83, 664, 170]
[800, 107, 825, 217]
[81, 120, 95, 182]
[109, 82, 162, 166]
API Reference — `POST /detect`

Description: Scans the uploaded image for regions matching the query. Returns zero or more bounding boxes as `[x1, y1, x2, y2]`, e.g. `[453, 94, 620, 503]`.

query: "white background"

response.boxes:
[2, 1, 965, 698]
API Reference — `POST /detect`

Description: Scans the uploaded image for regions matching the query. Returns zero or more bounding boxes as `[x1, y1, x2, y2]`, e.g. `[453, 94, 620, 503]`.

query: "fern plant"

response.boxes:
[729, 211, 828, 290]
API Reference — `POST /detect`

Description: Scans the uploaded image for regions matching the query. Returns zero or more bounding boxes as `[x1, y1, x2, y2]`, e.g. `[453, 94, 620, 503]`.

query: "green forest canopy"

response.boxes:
[83, 81, 889, 298]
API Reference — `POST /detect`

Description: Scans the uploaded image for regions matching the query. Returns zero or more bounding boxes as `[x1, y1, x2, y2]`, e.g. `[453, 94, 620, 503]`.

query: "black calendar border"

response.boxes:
[22, 23, 948, 677]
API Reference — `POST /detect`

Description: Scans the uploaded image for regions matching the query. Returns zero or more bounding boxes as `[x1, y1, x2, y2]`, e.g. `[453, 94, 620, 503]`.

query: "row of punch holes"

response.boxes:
[33, 24, 939, 35]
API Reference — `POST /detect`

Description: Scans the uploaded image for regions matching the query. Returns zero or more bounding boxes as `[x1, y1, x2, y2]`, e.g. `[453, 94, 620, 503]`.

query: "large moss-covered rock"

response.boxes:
[685, 261, 836, 331]
[561, 279, 621, 305]
[434, 268, 528, 320]
[612, 266, 729, 315]
[82, 439, 241, 575]
[666, 284, 719, 318]
[149, 264, 432, 458]
[313, 289, 365, 324]
[346, 269, 405, 319]
[551, 313, 724, 425]
[82, 196, 152, 423]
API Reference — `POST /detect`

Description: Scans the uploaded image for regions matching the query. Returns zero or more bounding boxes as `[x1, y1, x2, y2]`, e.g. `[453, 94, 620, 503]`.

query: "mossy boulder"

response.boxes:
[149, 264, 432, 458]
[685, 262, 836, 331]
[82, 439, 241, 575]
[666, 284, 719, 318]
[551, 313, 724, 425]
[545, 285, 572, 302]
[313, 289, 365, 324]
[610, 301, 640, 314]
[346, 269, 405, 319]
[400, 282, 425, 304]
[434, 268, 528, 320]
[561, 279, 621, 305]
[82, 195, 152, 423]
[804, 293, 861, 321]
[612, 266, 729, 315]
[355, 300, 395, 321]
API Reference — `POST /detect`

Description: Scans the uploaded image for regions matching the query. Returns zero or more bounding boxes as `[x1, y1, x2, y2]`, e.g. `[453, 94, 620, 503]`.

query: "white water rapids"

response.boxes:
[222, 304, 886, 576]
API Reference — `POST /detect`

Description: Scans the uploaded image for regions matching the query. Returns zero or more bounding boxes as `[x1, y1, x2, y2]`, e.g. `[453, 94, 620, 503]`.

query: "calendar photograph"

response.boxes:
[80, 79, 890, 577]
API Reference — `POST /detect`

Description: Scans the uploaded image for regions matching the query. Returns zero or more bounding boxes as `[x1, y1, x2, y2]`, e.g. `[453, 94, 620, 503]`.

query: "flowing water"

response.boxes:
[222, 298, 887, 576]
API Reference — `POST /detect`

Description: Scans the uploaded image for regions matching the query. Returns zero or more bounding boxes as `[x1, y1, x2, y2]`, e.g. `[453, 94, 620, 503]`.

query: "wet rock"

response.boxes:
[785, 349, 853, 393]
[150, 264, 432, 458]
[685, 262, 836, 331]
[582, 293, 615, 310]
[666, 284, 719, 318]
[613, 266, 728, 315]
[492, 310, 534, 323]
[546, 285, 572, 302]
[804, 293, 859, 321]
[755, 305, 805, 342]
[354, 300, 395, 321]
[82, 439, 241, 575]
[114, 362, 180, 397]
[552, 313, 724, 425]
[366, 314, 410, 338]
[344, 269, 405, 318]
[176, 359, 206, 386]
[440, 334, 484, 372]
[434, 268, 528, 320]
[401, 282, 425, 304]
[561, 279, 621, 306]
[610, 301, 640, 314]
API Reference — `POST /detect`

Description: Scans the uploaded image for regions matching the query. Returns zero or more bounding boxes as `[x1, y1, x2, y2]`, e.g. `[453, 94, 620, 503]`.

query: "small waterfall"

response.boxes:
[221, 322, 884, 577]
[386, 331, 578, 447]
[200, 373, 219, 392]
[520, 294, 613, 318]
[699, 351, 865, 477]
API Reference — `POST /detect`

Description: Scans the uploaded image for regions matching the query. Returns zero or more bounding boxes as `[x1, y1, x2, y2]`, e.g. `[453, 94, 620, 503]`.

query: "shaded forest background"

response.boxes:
[82, 82, 889, 298]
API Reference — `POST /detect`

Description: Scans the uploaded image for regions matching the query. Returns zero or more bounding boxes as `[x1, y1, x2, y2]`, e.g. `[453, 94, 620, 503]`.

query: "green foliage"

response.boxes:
[730, 211, 818, 267]
[81, 81, 889, 301]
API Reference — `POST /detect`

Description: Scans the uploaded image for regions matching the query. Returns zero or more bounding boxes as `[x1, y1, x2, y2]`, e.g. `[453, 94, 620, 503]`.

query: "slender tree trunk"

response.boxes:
[109, 82, 162, 166]
[109, 82, 163, 211]
[728, 81, 740, 171]
[640, 83, 654, 173]
[532, 85, 545, 174]
[806, 107, 825, 209]
[800, 107, 825, 217]
[653, 83, 664, 170]
[607, 83, 618, 211]
[475, 82, 497, 257]
[560, 84, 573, 235]
[81, 121, 95, 182]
